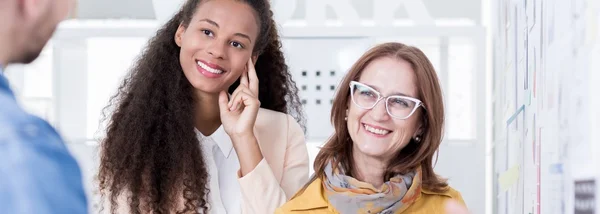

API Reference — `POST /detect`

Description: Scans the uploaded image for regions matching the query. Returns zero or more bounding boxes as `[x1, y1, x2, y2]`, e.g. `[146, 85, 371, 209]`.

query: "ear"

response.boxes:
[414, 122, 425, 138]
[251, 55, 259, 64]
[174, 24, 185, 47]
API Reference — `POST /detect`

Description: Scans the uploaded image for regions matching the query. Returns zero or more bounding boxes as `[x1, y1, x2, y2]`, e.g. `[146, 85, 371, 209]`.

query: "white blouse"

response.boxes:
[196, 126, 241, 214]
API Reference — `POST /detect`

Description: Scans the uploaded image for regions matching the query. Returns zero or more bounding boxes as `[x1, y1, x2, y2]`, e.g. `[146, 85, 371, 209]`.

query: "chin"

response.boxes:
[354, 141, 391, 158]
[18, 49, 43, 64]
[192, 85, 224, 94]
[187, 78, 224, 93]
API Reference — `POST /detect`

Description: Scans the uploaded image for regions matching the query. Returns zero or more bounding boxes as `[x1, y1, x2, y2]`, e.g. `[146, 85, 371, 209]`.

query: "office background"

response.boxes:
[3, 0, 599, 213]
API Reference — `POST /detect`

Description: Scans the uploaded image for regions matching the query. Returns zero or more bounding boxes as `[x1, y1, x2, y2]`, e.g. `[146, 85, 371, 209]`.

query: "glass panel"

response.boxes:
[447, 38, 476, 140]
[86, 37, 149, 140]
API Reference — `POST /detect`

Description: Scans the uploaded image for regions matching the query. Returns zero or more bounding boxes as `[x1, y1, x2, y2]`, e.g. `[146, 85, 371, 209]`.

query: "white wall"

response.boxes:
[75, 0, 482, 23]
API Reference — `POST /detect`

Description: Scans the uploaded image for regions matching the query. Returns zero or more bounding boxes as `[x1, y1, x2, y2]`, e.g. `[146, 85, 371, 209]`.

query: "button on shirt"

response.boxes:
[0, 67, 87, 213]
[195, 126, 242, 214]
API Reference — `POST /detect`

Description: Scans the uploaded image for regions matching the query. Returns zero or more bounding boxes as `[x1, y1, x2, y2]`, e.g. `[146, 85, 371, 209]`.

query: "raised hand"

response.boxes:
[218, 58, 260, 140]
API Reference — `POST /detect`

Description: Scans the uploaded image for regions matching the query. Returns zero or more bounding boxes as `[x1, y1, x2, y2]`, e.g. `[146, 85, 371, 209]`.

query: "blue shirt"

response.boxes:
[0, 67, 87, 214]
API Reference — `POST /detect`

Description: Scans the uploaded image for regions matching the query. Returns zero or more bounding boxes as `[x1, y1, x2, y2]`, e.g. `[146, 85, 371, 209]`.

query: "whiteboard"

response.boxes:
[492, 0, 599, 213]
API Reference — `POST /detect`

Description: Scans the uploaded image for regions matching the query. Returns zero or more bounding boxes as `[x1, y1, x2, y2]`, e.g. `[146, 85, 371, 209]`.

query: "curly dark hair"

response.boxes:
[97, 0, 304, 213]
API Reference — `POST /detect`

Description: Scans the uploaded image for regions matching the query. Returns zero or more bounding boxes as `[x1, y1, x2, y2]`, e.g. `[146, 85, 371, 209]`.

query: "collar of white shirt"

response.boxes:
[194, 126, 234, 158]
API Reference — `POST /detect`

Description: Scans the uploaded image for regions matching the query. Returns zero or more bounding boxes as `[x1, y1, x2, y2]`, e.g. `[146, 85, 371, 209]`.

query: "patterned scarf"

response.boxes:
[323, 161, 422, 214]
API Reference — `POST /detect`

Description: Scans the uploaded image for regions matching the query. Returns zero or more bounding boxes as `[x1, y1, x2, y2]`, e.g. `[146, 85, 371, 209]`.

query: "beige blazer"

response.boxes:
[102, 108, 310, 214]
[239, 108, 310, 213]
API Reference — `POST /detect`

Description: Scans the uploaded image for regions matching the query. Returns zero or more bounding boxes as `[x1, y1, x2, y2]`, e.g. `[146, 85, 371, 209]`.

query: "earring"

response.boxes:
[344, 109, 349, 121]
[414, 136, 422, 142]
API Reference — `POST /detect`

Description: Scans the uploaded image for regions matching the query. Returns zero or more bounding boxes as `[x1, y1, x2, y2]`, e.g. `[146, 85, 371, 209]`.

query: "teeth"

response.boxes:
[197, 61, 223, 74]
[364, 124, 390, 135]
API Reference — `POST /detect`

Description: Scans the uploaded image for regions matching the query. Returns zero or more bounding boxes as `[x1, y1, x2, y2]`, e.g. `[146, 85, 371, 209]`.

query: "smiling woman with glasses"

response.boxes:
[277, 42, 469, 214]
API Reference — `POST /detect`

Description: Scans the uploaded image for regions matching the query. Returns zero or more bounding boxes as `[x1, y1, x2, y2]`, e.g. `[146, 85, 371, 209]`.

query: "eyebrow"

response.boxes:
[198, 18, 253, 43]
[364, 83, 413, 97]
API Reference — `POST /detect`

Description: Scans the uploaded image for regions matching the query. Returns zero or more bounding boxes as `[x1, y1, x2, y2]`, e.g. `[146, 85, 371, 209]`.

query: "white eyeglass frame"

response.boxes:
[349, 81, 425, 120]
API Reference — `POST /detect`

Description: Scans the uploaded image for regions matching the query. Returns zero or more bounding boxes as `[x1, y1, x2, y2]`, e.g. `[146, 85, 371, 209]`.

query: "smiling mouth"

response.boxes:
[196, 60, 225, 74]
[363, 123, 392, 136]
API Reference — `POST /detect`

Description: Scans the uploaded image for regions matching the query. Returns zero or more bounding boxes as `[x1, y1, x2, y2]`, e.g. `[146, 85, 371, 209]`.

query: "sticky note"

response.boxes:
[499, 164, 520, 192]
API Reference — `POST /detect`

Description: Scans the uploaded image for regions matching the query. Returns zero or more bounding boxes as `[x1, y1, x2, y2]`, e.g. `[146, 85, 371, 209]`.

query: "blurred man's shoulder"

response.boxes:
[0, 91, 64, 149]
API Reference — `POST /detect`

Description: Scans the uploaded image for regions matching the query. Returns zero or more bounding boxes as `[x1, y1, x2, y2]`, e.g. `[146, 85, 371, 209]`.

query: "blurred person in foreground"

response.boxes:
[276, 42, 470, 214]
[0, 0, 87, 213]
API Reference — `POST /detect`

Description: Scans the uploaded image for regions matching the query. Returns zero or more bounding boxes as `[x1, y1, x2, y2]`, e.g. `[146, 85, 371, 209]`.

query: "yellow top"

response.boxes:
[276, 177, 466, 214]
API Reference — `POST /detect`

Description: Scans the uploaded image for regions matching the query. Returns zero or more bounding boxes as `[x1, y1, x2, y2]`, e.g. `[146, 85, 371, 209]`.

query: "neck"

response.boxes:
[351, 146, 388, 189]
[194, 90, 222, 136]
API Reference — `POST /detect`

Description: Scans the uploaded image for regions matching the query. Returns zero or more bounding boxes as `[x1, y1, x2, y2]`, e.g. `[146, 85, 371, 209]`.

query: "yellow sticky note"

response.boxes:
[498, 164, 520, 192]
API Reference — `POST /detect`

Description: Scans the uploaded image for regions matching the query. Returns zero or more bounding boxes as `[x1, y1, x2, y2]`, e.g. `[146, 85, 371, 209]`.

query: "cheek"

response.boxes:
[347, 107, 366, 130]
[223, 53, 252, 85]
[237, 50, 253, 64]
[390, 120, 418, 143]
[229, 52, 253, 74]
[180, 37, 207, 68]
[230, 57, 247, 73]
[181, 35, 203, 52]
[347, 106, 360, 123]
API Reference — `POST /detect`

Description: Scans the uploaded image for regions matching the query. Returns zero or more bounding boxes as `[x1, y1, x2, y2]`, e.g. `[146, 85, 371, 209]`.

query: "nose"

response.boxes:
[369, 99, 390, 121]
[205, 40, 226, 59]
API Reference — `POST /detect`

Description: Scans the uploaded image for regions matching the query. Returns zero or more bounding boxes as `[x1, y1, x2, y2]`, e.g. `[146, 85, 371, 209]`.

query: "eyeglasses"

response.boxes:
[349, 81, 425, 120]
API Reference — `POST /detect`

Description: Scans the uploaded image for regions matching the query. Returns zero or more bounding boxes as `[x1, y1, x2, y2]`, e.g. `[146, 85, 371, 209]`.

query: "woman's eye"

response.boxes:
[201, 29, 213, 37]
[231, 41, 244, 49]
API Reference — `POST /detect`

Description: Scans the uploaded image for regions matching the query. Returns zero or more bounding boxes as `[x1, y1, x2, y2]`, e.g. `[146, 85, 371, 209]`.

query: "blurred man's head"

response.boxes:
[0, 0, 74, 65]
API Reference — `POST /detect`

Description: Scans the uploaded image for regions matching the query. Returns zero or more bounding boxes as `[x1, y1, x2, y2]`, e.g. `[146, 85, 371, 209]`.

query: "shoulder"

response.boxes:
[256, 108, 287, 123]
[411, 186, 466, 212]
[421, 186, 464, 201]
[444, 187, 464, 200]
[0, 91, 76, 173]
[0, 93, 64, 148]
[422, 186, 464, 200]
[277, 177, 329, 213]
[0, 94, 86, 212]
[255, 108, 292, 126]
[253, 108, 305, 160]
[255, 108, 303, 137]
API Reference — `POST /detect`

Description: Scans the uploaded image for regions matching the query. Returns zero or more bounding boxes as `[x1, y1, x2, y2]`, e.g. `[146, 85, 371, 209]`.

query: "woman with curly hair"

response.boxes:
[97, 0, 309, 213]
